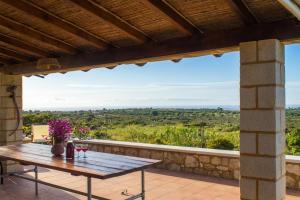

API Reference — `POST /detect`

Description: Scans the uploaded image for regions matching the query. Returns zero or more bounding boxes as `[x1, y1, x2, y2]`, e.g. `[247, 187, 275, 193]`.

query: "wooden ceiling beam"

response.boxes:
[0, 0, 112, 49]
[0, 55, 17, 64]
[69, 0, 150, 43]
[0, 15, 77, 54]
[2, 19, 300, 75]
[0, 34, 49, 57]
[0, 47, 31, 62]
[227, 0, 259, 25]
[278, 0, 300, 20]
[143, 0, 203, 35]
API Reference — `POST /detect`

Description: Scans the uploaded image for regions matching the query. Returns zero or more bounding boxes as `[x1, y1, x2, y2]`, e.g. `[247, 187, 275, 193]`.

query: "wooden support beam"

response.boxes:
[0, 0, 111, 49]
[278, 0, 300, 20]
[0, 34, 49, 57]
[0, 55, 16, 64]
[143, 0, 203, 35]
[0, 47, 31, 62]
[70, 0, 150, 43]
[227, 0, 259, 25]
[1, 19, 300, 75]
[0, 14, 77, 54]
[0, 58, 10, 64]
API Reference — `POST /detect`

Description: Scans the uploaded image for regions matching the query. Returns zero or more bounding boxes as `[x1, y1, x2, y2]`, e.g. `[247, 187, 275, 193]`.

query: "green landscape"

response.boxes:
[23, 108, 300, 155]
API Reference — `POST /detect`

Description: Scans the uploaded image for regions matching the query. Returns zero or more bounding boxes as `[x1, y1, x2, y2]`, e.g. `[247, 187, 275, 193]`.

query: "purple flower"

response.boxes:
[48, 119, 73, 142]
[78, 127, 90, 135]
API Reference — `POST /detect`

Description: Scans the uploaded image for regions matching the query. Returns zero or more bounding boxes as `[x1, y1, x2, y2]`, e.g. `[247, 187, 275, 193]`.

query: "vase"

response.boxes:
[51, 140, 65, 156]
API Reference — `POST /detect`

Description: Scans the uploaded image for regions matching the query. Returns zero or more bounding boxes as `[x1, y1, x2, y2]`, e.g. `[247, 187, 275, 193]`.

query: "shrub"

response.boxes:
[286, 128, 300, 155]
[207, 137, 235, 150]
[91, 130, 111, 140]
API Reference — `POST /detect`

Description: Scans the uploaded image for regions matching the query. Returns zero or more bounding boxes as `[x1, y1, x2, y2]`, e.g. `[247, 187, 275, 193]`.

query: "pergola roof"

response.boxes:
[0, 0, 298, 75]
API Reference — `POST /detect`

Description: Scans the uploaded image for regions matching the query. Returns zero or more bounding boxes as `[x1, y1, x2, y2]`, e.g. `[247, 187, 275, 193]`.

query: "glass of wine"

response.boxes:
[75, 144, 82, 158]
[81, 144, 88, 158]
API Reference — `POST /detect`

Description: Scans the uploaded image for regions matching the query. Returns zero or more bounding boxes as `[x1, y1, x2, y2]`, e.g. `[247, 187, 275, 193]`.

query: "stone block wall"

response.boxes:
[240, 39, 286, 199]
[0, 73, 23, 172]
[101, 144, 240, 180]
[77, 139, 300, 190]
[286, 157, 300, 189]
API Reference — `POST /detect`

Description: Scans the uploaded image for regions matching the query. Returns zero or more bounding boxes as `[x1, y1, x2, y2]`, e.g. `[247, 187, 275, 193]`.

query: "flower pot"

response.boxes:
[51, 141, 64, 156]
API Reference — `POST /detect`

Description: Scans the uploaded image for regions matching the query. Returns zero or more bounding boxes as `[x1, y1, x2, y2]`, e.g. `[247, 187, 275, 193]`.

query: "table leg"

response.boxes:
[87, 176, 92, 200]
[141, 170, 145, 200]
[0, 161, 3, 185]
[34, 165, 38, 196]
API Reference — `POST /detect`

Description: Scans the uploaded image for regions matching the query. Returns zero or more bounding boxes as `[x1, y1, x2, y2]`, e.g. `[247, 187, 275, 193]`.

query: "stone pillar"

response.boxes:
[239, 39, 285, 200]
[0, 73, 23, 172]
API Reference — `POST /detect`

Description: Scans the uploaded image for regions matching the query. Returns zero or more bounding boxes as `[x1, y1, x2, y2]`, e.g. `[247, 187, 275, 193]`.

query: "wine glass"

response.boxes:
[81, 144, 88, 158]
[75, 144, 82, 158]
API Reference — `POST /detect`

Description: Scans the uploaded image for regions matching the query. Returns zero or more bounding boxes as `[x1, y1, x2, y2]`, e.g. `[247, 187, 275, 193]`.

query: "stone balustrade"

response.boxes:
[77, 139, 300, 190]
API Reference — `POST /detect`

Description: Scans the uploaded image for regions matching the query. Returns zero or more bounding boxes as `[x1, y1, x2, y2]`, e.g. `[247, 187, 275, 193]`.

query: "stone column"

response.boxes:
[239, 39, 285, 200]
[0, 73, 23, 172]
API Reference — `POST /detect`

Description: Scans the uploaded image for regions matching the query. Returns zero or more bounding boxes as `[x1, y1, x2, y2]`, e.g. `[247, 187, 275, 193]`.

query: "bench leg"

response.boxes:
[34, 166, 38, 196]
[141, 170, 145, 200]
[87, 176, 92, 200]
[0, 161, 3, 185]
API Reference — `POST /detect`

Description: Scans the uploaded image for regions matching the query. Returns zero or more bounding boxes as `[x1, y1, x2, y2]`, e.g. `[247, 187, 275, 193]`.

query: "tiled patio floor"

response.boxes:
[0, 167, 299, 200]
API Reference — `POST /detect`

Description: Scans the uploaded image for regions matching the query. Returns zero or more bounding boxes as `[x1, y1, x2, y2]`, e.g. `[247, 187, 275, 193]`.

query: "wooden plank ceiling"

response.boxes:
[0, 0, 298, 75]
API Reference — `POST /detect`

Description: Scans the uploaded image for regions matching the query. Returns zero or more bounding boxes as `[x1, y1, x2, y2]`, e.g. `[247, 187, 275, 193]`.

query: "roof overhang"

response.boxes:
[1, 19, 299, 76]
[0, 0, 298, 76]
[278, 0, 300, 20]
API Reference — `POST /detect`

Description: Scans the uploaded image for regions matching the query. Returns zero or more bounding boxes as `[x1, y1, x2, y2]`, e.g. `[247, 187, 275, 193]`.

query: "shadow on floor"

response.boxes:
[24, 165, 50, 173]
[0, 178, 81, 200]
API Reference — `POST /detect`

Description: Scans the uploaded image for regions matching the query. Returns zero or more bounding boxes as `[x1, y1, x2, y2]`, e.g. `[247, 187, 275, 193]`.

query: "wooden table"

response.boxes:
[0, 143, 160, 200]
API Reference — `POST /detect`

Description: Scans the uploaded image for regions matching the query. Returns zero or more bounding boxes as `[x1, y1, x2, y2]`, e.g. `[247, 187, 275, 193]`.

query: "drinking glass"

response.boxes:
[81, 144, 88, 158]
[75, 144, 82, 158]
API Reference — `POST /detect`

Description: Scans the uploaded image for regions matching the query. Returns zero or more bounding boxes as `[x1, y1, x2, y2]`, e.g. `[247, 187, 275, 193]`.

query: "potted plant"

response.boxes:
[48, 119, 72, 156]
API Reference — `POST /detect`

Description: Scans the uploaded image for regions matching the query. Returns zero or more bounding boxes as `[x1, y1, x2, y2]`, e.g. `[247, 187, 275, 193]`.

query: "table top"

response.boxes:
[0, 143, 160, 179]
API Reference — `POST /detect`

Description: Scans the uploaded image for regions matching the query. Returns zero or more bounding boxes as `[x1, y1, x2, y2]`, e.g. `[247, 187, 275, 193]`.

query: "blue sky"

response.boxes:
[23, 44, 300, 110]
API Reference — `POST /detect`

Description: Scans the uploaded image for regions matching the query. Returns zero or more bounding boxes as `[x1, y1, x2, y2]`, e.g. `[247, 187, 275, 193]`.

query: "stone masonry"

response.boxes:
[80, 141, 241, 180]
[78, 140, 300, 190]
[240, 39, 286, 200]
[0, 73, 23, 172]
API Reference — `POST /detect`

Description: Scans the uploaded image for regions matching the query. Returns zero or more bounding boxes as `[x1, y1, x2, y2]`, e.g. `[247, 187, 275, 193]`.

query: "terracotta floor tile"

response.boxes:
[0, 167, 299, 199]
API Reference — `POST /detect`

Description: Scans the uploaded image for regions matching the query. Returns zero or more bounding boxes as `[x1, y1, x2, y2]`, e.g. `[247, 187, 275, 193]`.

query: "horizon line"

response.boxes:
[23, 104, 300, 112]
